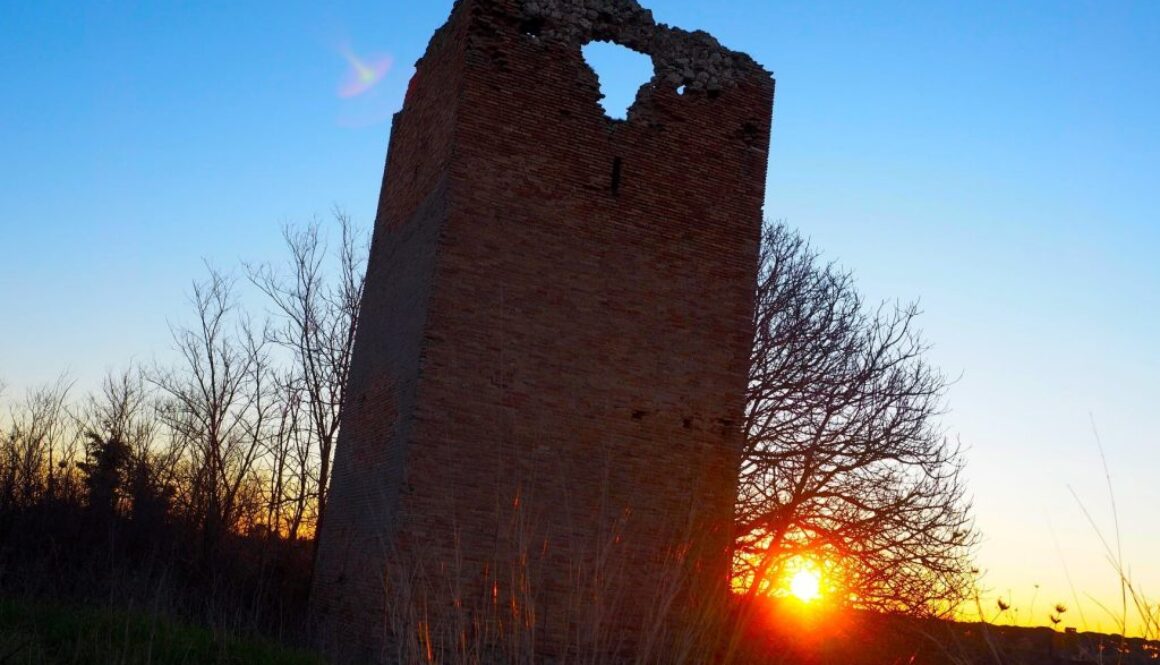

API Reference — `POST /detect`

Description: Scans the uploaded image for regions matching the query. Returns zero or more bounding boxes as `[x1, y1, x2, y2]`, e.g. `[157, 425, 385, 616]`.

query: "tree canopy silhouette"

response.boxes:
[736, 221, 977, 617]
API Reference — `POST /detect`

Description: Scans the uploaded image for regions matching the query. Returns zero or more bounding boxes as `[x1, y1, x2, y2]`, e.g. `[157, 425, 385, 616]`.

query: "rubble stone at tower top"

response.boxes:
[519, 0, 769, 93]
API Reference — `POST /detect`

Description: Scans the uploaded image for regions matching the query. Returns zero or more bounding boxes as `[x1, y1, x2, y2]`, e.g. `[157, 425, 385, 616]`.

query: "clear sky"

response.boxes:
[2, 0, 1157, 635]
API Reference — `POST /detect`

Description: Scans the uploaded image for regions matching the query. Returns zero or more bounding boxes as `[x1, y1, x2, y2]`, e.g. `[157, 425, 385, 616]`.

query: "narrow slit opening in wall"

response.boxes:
[520, 17, 544, 37]
[611, 157, 623, 195]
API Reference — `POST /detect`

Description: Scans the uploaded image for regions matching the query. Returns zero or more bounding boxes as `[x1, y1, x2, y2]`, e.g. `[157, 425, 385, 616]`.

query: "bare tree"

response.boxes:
[151, 269, 275, 558]
[247, 209, 367, 542]
[736, 221, 978, 617]
[0, 376, 76, 508]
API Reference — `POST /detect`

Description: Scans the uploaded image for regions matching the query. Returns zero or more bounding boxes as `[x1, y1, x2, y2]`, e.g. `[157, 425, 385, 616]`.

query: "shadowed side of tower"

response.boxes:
[311, 0, 774, 661]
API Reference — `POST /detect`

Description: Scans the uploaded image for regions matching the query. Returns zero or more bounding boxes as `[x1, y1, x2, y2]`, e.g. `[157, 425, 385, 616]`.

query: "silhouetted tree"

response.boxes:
[150, 269, 275, 562]
[247, 209, 366, 544]
[79, 431, 130, 518]
[736, 221, 978, 617]
[80, 370, 173, 530]
[0, 377, 75, 508]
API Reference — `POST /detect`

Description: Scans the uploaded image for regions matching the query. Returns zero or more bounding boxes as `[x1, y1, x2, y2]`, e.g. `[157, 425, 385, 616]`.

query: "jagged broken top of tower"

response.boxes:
[512, 0, 769, 93]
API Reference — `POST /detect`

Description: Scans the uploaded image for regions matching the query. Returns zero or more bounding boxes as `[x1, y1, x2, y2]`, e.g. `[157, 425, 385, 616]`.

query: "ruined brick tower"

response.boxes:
[311, 0, 773, 660]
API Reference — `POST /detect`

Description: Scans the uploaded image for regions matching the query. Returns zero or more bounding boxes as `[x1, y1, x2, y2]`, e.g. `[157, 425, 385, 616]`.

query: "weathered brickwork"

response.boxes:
[311, 0, 774, 660]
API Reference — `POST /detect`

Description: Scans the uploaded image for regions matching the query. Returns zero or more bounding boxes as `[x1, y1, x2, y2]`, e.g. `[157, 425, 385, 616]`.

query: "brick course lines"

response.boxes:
[310, 0, 774, 661]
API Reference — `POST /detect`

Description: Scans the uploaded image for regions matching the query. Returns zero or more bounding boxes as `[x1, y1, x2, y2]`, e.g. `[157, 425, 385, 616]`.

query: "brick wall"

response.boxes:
[311, 0, 774, 660]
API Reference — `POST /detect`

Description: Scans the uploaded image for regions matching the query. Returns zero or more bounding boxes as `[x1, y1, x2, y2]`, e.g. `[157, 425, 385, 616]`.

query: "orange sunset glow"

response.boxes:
[733, 550, 839, 609]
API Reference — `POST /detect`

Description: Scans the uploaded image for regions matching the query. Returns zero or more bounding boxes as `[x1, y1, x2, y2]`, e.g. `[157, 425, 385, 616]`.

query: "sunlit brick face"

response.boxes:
[311, 0, 773, 660]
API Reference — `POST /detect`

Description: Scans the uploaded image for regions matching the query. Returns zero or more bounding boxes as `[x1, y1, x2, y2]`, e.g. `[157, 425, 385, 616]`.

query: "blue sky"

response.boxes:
[1, 0, 1157, 633]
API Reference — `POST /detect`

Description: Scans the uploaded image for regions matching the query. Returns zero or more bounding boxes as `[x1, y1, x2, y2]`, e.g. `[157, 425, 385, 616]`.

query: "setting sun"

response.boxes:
[789, 568, 821, 603]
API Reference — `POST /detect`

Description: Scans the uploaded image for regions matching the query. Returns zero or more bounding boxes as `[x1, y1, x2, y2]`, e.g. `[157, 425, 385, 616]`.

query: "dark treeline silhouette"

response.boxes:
[0, 210, 365, 640]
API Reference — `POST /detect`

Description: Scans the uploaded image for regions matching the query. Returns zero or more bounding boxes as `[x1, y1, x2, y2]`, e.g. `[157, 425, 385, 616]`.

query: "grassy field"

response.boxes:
[0, 598, 323, 665]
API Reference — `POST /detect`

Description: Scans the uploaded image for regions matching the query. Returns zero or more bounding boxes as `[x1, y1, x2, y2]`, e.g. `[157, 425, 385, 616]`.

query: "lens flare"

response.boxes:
[338, 44, 392, 98]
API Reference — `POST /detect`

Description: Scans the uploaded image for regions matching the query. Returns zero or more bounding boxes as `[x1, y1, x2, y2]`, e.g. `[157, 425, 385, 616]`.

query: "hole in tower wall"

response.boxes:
[611, 157, 623, 195]
[581, 41, 654, 120]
